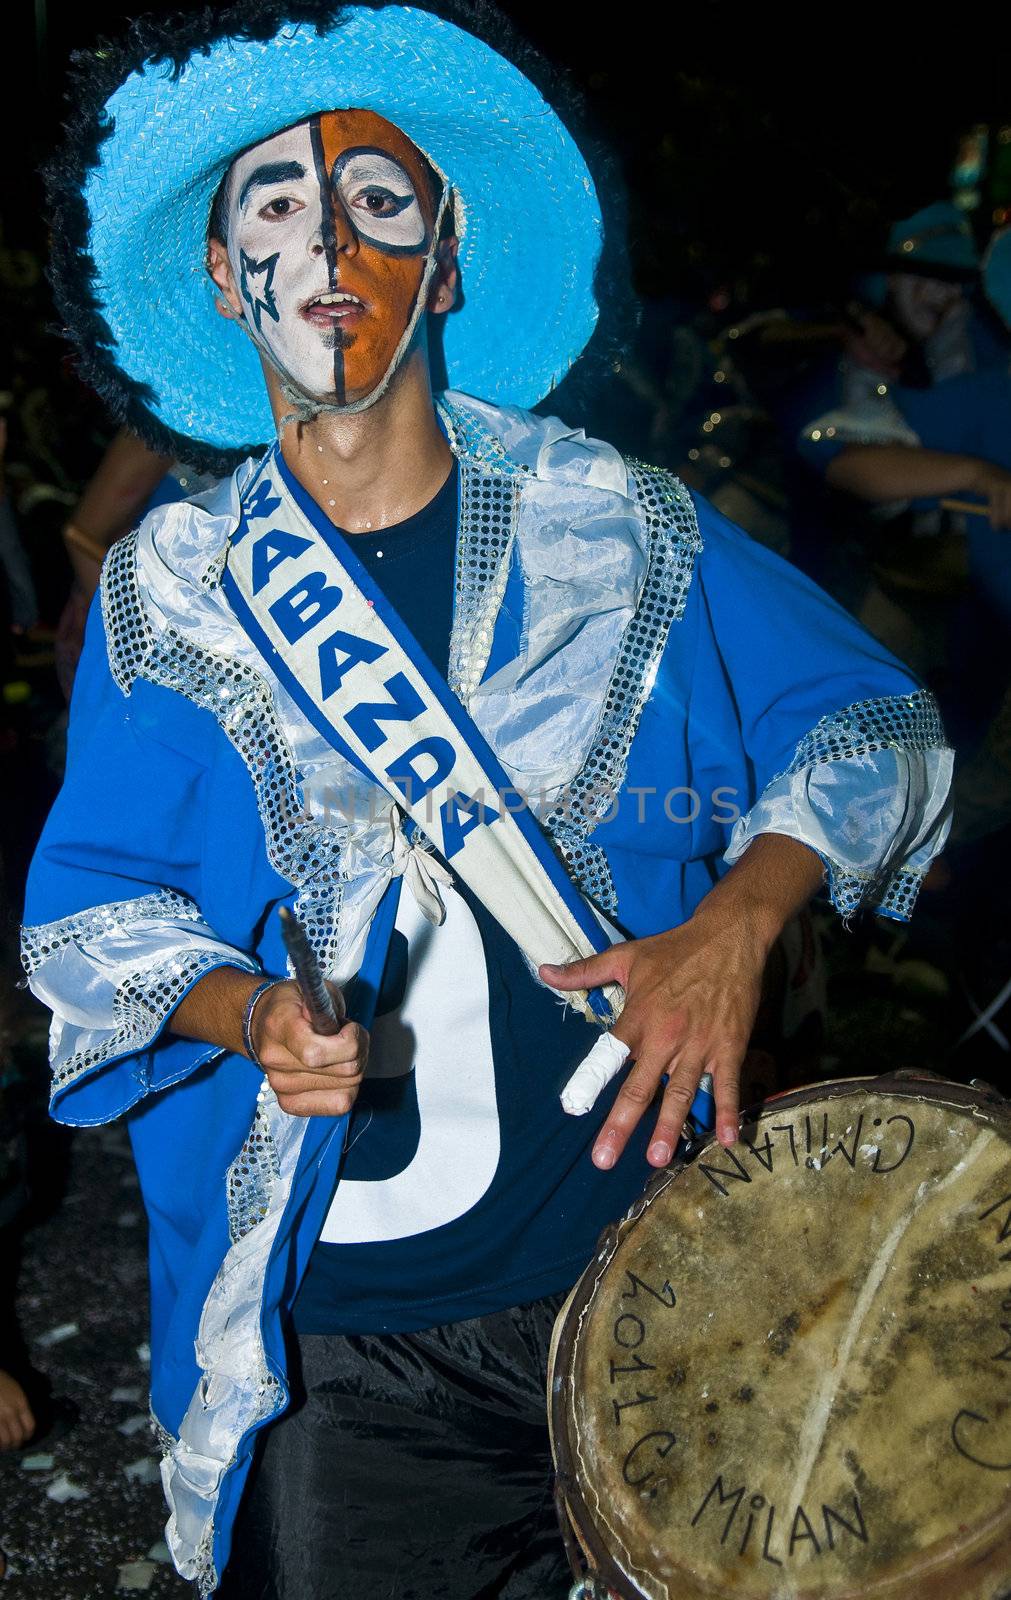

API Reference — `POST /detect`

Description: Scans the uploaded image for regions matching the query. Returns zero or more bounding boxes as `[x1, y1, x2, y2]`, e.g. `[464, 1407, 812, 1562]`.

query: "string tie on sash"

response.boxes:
[390, 823, 454, 927]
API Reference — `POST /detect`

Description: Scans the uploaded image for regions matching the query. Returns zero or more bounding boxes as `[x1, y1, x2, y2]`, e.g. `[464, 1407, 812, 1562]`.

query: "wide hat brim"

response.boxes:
[983, 227, 1011, 329]
[883, 202, 979, 282]
[77, 4, 603, 456]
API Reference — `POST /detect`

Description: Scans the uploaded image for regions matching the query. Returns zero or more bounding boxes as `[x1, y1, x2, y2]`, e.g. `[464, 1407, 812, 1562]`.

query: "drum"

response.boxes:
[549, 1074, 1011, 1600]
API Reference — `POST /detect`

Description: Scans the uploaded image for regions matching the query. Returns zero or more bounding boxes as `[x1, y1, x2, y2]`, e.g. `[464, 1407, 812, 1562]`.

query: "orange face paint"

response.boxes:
[313, 110, 440, 404]
[226, 108, 444, 409]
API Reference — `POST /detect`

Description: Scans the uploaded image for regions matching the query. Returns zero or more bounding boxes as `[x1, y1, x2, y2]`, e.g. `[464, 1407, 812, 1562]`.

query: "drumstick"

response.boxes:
[688, 1072, 716, 1136]
[278, 906, 343, 1036]
[940, 497, 992, 519]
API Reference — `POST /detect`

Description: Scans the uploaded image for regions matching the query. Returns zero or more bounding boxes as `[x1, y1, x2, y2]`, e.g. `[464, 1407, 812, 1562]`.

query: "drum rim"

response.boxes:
[550, 1072, 1011, 1600]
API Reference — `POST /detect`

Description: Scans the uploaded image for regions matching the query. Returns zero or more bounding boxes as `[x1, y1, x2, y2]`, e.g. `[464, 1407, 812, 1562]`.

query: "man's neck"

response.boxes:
[272, 352, 453, 534]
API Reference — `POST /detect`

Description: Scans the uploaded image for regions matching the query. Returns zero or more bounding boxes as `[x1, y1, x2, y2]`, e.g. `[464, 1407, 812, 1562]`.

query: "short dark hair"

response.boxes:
[208, 168, 232, 247]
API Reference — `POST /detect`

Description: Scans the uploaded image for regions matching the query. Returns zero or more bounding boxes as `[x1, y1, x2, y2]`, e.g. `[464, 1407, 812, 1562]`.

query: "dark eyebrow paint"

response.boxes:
[238, 161, 308, 211]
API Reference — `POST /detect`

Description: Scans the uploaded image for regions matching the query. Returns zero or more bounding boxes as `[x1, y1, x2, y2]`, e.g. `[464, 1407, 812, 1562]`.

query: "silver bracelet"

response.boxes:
[242, 977, 287, 1068]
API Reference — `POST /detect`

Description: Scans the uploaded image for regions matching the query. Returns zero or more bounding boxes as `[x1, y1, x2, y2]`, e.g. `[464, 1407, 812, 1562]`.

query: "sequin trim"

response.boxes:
[103, 535, 347, 976]
[191, 1360, 286, 1597]
[448, 461, 519, 703]
[102, 531, 156, 694]
[20, 888, 200, 974]
[782, 690, 946, 777]
[57, 946, 235, 1093]
[150, 1408, 175, 1458]
[440, 397, 526, 478]
[21, 891, 234, 1093]
[544, 462, 703, 912]
[759, 692, 947, 923]
[826, 862, 925, 923]
[194, 1524, 217, 1599]
[226, 1101, 281, 1244]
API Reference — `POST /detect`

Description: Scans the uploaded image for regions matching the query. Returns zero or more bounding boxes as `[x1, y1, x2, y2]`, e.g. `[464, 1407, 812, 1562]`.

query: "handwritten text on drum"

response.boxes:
[605, 1268, 678, 1496]
[698, 1110, 915, 1198]
[950, 1188, 1011, 1472]
[603, 1265, 872, 1566]
[691, 1476, 867, 1565]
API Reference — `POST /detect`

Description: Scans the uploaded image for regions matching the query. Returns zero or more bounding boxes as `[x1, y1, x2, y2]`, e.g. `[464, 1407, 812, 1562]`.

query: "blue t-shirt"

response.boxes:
[293, 461, 653, 1334]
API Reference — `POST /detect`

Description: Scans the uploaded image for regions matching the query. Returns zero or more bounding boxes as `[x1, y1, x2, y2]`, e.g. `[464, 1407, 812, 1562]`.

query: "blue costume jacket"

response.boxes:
[22, 394, 951, 1593]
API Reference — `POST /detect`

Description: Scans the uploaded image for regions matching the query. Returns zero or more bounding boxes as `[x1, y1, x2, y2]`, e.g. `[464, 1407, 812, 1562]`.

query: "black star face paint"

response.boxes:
[224, 109, 445, 410]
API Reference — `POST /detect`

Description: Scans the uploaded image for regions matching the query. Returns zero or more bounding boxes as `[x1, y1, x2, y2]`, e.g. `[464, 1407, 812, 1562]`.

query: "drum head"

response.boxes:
[550, 1076, 1011, 1600]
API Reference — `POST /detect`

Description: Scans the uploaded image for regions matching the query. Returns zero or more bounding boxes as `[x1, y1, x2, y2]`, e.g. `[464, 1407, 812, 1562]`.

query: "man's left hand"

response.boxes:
[540, 834, 826, 1171]
[541, 905, 764, 1168]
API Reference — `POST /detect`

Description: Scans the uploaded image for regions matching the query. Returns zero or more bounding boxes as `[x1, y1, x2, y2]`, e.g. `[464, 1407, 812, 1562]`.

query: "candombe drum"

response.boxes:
[549, 1074, 1011, 1600]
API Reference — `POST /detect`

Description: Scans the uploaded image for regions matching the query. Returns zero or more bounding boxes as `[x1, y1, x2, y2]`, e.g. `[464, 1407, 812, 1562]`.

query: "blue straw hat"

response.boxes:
[885, 202, 979, 281]
[983, 227, 1011, 331]
[48, 1, 617, 469]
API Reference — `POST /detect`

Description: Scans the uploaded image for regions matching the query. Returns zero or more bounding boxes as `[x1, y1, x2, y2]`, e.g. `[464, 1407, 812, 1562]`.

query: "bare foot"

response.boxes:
[0, 1368, 35, 1450]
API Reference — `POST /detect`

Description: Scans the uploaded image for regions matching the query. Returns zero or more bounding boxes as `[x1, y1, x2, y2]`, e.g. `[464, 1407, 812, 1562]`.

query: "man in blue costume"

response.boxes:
[792, 202, 1011, 628]
[24, 3, 951, 1595]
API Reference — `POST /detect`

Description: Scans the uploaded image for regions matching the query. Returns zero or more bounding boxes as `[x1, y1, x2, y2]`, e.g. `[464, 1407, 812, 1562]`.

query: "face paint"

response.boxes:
[223, 109, 445, 411]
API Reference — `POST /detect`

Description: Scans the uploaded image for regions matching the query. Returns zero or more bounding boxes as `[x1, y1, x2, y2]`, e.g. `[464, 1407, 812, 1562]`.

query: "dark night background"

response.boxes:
[3, 0, 1008, 299]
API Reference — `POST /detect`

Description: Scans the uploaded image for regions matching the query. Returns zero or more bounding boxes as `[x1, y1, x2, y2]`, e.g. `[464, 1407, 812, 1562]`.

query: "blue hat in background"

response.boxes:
[983, 227, 1011, 330]
[885, 202, 979, 280]
[47, 2, 613, 470]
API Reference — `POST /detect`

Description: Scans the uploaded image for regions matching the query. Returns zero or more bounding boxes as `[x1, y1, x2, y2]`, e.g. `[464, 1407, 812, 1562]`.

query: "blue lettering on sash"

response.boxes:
[231, 480, 282, 545]
[345, 672, 425, 753]
[269, 571, 343, 643]
[386, 737, 456, 801]
[246, 480, 282, 522]
[252, 528, 313, 594]
[318, 628, 388, 699]
[439, 790, 500, 860]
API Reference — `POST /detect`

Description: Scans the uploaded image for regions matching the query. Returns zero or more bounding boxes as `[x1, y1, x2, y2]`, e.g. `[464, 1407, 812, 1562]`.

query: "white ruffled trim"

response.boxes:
[726, 745, 953, 921]
[21, 890, 258, 1098]
[161, 1083, 305, 1594]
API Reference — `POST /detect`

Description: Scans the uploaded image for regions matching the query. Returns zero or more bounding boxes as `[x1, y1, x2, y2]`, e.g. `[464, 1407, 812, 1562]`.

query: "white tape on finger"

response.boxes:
[560, 1033, 631, 1116]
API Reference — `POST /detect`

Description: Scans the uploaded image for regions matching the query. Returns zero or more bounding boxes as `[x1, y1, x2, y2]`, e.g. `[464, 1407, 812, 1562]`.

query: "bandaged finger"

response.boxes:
[560, 1032, 631, 1116]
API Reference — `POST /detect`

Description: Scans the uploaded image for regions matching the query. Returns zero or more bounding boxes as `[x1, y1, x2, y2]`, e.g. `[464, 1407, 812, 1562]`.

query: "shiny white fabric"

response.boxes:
[163, 1080, 303, 1586]
[21, 891, 258, 1097]
[44, 397, 659, 1589]
[800, 362, 922, 451]
[105, 393, 655, 988]
[449, 394, 647, 797]
[726, 745, 953, 900]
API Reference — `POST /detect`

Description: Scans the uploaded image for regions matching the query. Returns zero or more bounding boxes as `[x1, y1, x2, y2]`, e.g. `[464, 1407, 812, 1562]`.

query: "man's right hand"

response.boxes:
[249, 980, 369, 1118]
[172, 966, 369, 1118]
[843, 307, 907, 378]
[965, 460, 1011, 532]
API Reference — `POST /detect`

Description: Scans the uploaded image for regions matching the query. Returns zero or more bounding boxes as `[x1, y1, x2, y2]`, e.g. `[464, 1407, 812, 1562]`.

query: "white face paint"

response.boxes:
[226, 123, 333, 399]
[331, 148, 428, 253]
[222, 111, 442, 409]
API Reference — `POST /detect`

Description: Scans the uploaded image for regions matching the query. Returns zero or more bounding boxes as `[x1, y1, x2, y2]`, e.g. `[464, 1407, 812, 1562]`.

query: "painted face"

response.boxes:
[224, 109, 442, 408]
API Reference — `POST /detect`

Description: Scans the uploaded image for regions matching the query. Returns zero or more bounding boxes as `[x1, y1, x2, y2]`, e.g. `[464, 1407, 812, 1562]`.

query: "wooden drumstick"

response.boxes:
[940, 497, 993, 519]
[278, 906, 343, 1036]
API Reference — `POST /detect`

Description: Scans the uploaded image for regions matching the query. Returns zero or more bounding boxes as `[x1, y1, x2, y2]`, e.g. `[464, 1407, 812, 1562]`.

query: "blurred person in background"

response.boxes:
[0, 416, 39, 651]
[56, 427, 210, 698]
[789, 202, 1011, 634]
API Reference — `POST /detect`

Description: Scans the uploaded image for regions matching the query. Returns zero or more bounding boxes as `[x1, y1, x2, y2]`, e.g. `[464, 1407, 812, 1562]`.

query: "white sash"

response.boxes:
[222, 449, 621, 1025]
